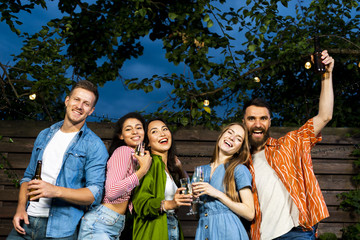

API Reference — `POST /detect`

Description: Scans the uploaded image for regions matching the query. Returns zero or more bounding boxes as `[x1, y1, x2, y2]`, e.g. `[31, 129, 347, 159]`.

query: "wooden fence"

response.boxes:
[0, 120, 359, 239]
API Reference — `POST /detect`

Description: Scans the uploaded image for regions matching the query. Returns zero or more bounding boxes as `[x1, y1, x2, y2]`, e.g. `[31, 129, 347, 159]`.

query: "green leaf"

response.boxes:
[9, 138, 14, 143]
[180, 117, 189, 126]
[248, 44, 256, 52]
[207, 20, 214, 28]
[203, 14, 210, 22]
[169, 13, 178, 20]
[155, 80, 161, 88]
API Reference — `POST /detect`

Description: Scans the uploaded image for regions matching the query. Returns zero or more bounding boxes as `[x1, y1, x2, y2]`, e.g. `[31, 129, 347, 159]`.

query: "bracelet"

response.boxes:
[160, 200, 167, 213]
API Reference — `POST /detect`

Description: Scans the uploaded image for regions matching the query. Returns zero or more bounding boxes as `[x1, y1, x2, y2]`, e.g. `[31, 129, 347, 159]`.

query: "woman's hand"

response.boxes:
[135, 150, 152, 180]
[192, 182, 220, 199]
[165, 188, 192, 211]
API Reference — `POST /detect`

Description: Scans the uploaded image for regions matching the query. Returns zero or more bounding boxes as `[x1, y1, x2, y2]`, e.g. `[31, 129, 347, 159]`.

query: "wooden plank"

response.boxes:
[312, 160, 356, 174]
[317, 175, 356, 190]
[0, 207, 15, 219]
[0, 121, 115, 139]
[1, 153, 31, 169]
[311, 145, 358, 159]
[318, 222, 352, 238]
[324, 206, 360, 223]
[0, 189, 19, 201]
[0, 138, 34, 153]
[0, 138, 112, 153]
[0, 121, 52, 137]
[175, 141, 357, 159]
[0, 170, 24, 185]
[322, 191, 344, 206]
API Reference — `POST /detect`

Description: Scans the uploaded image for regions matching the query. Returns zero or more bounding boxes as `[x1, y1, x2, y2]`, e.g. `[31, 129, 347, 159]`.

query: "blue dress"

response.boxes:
[195, 164, 252, 240]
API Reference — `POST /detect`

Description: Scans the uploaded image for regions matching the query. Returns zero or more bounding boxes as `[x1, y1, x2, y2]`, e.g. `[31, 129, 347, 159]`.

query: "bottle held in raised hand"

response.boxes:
[313, 35, 326, 74]
[29, 160, 42, 202]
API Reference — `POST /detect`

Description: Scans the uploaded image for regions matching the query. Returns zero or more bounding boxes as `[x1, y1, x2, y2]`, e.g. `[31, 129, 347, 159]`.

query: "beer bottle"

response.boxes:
[313, 36, 326, 74]
[29, 160, 42, 202]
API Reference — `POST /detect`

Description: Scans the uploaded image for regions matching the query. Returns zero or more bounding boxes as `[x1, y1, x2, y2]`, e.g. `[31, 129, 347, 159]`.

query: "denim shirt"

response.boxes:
[20, 121, 108, 238]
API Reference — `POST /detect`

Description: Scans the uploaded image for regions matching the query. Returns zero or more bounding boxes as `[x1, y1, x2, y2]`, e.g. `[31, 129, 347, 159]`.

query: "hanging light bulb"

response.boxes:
[29, 93, 36, 100]
[203, 100, 209, 107]
[358, 62, 360, 68]
[254, 77, 260, 83]
[305, 61, 311, 69]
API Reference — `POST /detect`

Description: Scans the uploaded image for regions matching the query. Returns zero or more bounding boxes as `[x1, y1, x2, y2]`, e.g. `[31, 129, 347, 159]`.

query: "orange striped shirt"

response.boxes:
[248, 118, 329, 240]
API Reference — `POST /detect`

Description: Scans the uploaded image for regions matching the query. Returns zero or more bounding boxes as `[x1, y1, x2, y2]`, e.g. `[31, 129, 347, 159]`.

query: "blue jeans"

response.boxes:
[78, 205, 125, 240]
[274, 225, 317, 240]
[7, 216, 77, 239]
[167, 213, 179, 240]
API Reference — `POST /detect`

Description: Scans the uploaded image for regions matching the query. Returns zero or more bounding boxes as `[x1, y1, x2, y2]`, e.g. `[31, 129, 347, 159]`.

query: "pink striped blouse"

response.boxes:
[102, 146, 139, 206]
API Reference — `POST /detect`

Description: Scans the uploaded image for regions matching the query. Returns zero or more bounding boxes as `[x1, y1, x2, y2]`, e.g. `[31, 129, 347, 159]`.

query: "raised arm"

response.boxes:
[313, 50, 334, 136]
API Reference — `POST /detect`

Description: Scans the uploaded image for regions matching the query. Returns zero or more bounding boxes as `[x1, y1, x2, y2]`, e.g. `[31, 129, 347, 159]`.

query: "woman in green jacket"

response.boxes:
[132, 119, 192, 240]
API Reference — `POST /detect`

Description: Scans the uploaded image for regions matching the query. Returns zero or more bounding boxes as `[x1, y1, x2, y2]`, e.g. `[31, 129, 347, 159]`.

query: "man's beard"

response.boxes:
[249, 127, 270, 150]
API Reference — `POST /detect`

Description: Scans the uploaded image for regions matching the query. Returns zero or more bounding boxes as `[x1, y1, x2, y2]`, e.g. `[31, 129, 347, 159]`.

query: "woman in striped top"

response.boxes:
[78, 112, 152, 240]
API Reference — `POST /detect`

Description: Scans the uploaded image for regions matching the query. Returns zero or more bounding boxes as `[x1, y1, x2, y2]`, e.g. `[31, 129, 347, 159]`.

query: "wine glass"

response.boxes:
[187, 166, 204, 215]
[180, 178, 189, 195]
[192, 166, 204, 204]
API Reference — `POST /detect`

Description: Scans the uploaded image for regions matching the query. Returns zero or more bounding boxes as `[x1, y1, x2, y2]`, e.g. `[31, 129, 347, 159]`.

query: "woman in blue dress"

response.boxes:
[192, 122, 254, 240]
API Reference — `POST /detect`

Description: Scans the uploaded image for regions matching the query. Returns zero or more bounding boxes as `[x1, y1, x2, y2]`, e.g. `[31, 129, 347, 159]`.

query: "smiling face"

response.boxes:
[218, 124, 245, 156]
[147, 120, 172, 155]
[120, 118, 145, 149]
[243, 105, 271, 151]
[64, 88, 96, 128]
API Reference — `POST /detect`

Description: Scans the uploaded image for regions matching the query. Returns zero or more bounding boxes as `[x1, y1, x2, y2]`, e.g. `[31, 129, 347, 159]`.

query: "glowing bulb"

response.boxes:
[254, 77, 260, 83]
[358, 62, 360, 68]
[204, 100, 209, 107]
[29, 93, 36, 100]
[305, 61, 311, 69]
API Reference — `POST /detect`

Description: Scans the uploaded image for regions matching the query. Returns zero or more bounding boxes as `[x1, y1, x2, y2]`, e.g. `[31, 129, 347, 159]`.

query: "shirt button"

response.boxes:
[205, 238, 208, 240]
[204, 213, 208, 217]
[173, 226, 176, 229]
[205, 225, 208, 229]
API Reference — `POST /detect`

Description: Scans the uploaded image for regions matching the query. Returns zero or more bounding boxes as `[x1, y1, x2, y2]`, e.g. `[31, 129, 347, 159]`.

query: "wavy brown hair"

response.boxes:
[210, 122, 250, 202]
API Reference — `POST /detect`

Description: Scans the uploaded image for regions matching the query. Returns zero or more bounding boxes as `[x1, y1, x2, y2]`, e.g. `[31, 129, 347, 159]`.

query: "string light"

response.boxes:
[254, 77, 260, 83]
[358, 62, 360, 68]
[29, 93, 36, 100]
[305, 61, 311, 69]
[203, 100, 209, 107]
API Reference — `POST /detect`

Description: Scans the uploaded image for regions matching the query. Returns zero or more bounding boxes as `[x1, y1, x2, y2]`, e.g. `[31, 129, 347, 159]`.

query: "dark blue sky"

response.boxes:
[1, 1, 297, 122]
[0, 1, 188, 121]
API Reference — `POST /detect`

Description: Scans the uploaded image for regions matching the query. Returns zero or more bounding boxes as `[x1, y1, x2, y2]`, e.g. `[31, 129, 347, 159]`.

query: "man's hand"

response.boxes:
[27, 179, 60, 200]
[12, 208, 29, 235]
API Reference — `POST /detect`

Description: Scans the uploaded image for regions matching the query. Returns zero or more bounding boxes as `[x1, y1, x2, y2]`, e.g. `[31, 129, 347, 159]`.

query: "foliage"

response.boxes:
[0, 0, 360, 127]
[318, 232, 337, 240]
[341, 223, 360, 240]
[0, 135, 20, 188]
[338, 148, 360, 239]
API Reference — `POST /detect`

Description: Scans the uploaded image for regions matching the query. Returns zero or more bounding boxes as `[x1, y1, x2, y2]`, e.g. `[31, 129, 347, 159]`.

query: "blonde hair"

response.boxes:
[210, 122, 250, 202]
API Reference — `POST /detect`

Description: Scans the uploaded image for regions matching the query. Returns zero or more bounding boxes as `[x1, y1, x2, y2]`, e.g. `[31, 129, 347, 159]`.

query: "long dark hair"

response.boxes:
[145, 118, 183, 183]
[108, 112, 146, 157]
[211, 122, 250, 202]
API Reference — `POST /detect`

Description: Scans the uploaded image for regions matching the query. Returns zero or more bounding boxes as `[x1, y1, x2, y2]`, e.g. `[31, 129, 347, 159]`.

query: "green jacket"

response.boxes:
[132, 154, 184, 240]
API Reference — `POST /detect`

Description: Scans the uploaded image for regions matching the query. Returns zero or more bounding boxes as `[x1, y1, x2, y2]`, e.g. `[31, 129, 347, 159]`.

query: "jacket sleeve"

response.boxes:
[84, 137, 109, 207]
[132, 161, 163, 219]
[105, 146, 139, 201]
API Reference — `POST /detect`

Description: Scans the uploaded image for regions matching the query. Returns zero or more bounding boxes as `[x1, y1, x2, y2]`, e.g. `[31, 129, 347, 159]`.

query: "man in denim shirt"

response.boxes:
[7, 80, 108, 239]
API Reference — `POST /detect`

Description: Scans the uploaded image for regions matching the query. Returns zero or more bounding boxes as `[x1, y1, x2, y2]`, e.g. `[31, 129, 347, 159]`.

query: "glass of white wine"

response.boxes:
[187, 166, 204, 215]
